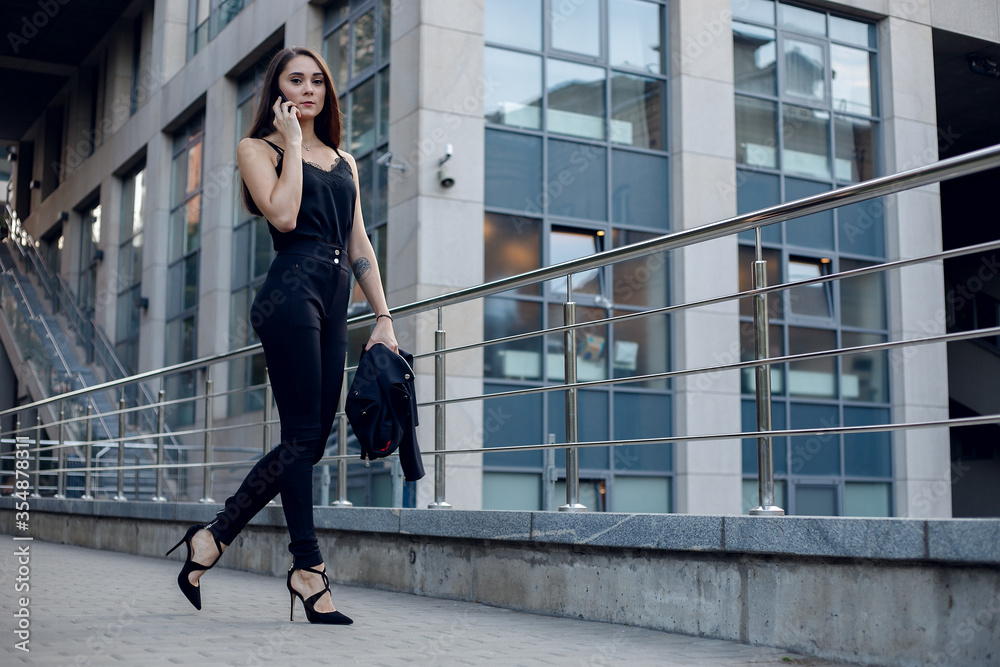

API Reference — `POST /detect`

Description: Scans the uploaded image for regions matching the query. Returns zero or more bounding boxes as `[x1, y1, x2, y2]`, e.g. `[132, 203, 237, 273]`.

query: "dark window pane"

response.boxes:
[837, 197, 885, 257]
[378, 67, 390, 142]
[610, 74, 665, 150]
[546, 304, 607, 383]
[789, 402, 840, 475]
[548, 139, 607, 220]
[378, 0, 391, 64]
[741, 398, 787, 474]
[736, 170, 781, 243]
[739, 321, 783, 394]
[611, 229, 669, 309]
[612, 149, 667, 228]
[795, 485, 837, 515]
[485, 130, 542, 212]
[484, 383, 543, 466]
[184, 253, 199, 310]
[831, 46, 875, 117]
[484, 213, 542, 295]
[787, 256, 833, 318]
[736, 96, 777, 169]
[842, 332, 888, 403]
[548, 390, 609, 469]
[733, 22, 776, 95]
[843, 407, 891, 477]
[788, 327, 837, 398]
[551, 0, 600, 56]
[547, 59, 605, 140]
[350, 76, 375, 153]
[484, 298, 543, 380]
[733, 0, 775, 24]
[839, 258, 886, 329]
[784, 177, 834, 249]
[835, 116, 876, 182]
[613, 310, 669, 390]
[783, 105, 831, 180]
[613, 392, 672, 471]
[484, 48, 542, 130]
[356, 153, 373, 226]
[485, 0, 541, 50]
[609, 0, 663, 73]
[547, 229, 602, 297]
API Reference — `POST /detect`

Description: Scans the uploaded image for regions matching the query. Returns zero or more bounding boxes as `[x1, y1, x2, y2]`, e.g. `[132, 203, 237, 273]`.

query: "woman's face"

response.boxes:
[277, 55, 327, 119]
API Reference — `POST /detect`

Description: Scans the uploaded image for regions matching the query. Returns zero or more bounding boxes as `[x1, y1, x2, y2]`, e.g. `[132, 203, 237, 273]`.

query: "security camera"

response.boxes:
[438, 167, 455, 188]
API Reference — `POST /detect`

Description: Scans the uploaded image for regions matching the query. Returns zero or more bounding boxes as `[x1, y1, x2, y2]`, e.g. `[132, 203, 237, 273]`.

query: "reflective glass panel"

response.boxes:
[784, 38, 826, 101]
[357, 152, 373, 225]
[615, 477, 670, 513]
[738, 245, 782, 319]
[610, 74, 665, 149]
[784, 178, 833, 249]
[485, 0, 541, 50]
[789, 402, 840, 475]
[484, 213, 542, 295]
[831, 45, 874, 116]
[548, 390, 608, 469]
[741, 398, 788, 473]
[547, 59, 606, 140]
[788, 327, 837, 398]
[611, 230, 668, 308]
[783, 105, 831, 179]
[484, 48, 542, 130]
[551, 0, 600, 56]
[779, 3, 826, 35]
[795, 485, 837, 515]
[841, 332, 888, 403]
[732, 0, 775, 24]
[739, 322, 783, 394]
[613, 393, 672, 471]
[829, 15, 875, 48]
[736, 96, 777, 169]
[354, 9, 376, 74]
[733, 22, 777, 95]
[613, 310, 669, 390]
[253, 216, 271, 278]
[546, 304, 607, 382]
[350, 76, 375, 153]
[787, 257, 833, 318]
[483, 383, 543, 466]
[843, 482, 891, 517]
[325, 24, 349, 89]
[609, 0, 663, 74]
[378, 0, 391, 63]
[839, 258, 886, 329]
[484, 299, 543, 380]
[837, 197, 885, 256]
[612, 149, 668, 228]
[546, 228, 603, 295]
[485, 130, 542, 212]
[547, 139, 607, 220]
[378, 68, 390, 142]
[483, 472, 542, 510]
[835, 115, 875, 183]
[736, 170, 781, 244]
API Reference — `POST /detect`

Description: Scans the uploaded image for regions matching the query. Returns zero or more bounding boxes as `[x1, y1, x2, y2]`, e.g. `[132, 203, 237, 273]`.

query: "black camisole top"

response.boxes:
[260, 138, 356, 251]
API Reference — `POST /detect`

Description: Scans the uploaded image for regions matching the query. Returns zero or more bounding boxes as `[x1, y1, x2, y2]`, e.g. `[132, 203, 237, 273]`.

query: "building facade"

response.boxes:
[1, 0, 997, 517]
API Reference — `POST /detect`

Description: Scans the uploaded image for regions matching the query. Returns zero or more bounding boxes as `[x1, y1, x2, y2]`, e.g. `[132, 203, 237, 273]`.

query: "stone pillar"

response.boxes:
[880, 11, 952, 517]
[388, 1, 485, 509]
[668, 0, 743, 515]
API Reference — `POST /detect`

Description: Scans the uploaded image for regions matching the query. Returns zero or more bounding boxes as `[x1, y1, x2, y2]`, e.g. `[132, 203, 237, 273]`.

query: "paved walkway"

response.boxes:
[0, 536, 852, 666]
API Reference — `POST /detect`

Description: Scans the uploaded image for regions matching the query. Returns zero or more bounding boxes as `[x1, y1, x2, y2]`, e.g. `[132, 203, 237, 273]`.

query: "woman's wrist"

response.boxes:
[376, 313, 392, 323]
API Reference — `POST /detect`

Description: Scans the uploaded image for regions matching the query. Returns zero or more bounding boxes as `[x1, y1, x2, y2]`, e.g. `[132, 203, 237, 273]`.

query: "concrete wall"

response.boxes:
[2, 498, 998, 667]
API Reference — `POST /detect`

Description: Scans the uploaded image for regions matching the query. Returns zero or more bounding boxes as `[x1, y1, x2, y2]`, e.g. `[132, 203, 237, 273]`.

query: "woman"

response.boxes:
[165, 46, 396, 625]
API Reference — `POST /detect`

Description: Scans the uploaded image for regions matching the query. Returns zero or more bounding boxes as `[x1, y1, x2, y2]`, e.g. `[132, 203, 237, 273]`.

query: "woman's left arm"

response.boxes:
[344, 153, 397, 353]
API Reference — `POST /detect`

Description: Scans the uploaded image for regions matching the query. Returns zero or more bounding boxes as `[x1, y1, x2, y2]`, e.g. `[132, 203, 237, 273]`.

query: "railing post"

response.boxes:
[152, 390, 167, 501]
[81, 405, 94, 500]
[53, 406, 65, 498]
[749, 227, 785, 517]
[30, 414, 42, 498]
[200, 369, 214, 503]
[560, 277, 586, 512]
[428, 308, 451, 509]
[331, 371, 352, 507]
[113, 395, 127, 501]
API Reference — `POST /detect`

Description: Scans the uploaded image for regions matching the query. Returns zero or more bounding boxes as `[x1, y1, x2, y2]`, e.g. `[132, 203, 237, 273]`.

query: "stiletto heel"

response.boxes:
[165, 524, 224, 610]
[286, 565, 353, 625]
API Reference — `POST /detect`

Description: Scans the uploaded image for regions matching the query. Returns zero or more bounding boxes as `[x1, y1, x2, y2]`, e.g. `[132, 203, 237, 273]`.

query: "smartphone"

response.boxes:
[278, 90, 289, 104]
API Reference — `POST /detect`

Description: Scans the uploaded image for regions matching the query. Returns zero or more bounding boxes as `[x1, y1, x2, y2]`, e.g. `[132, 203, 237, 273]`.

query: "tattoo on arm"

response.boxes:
[352, 257, 371, 281]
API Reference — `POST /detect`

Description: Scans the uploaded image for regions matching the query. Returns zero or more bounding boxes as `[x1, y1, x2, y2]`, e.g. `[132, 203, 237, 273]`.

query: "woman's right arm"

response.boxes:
[236, 98, 304, 232]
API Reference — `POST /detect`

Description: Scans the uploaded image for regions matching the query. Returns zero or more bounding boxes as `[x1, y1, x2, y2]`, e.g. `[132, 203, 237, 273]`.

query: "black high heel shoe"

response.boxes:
[165, 524, 224, 610]
[287, 565, 353, 625]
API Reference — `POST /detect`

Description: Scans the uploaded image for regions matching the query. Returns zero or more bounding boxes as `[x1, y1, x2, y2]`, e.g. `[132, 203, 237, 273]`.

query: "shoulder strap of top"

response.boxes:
[261, 138, 283, 156]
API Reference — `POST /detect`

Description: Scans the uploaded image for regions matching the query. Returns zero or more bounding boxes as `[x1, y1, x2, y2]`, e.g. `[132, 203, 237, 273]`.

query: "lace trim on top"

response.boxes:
[264, 139, 351, 191]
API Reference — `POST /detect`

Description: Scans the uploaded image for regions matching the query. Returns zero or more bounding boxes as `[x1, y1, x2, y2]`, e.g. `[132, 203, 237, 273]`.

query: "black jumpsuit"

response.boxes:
[207, 139, 355, 569]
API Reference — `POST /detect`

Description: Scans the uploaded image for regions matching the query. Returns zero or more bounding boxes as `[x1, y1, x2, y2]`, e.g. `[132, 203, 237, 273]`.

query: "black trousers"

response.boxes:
[207, 241, 350, 569]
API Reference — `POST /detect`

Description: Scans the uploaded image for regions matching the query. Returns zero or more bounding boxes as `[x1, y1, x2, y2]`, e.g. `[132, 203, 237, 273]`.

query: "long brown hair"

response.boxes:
[239, 46, 344, 216]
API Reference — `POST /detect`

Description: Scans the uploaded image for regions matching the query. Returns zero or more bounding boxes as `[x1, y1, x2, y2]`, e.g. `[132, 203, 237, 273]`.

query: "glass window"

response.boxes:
[834, 115, 875, 183]
[795, 485, 837, 515]
[831, 45, 874, 116]
[843, 482, 891, 516]
[737, 170, 781, 244]
[779, 3, 826, 36]
[609, 0, 663, 74]
[483, 472, 542, 510]
[325, 24, 349, 89]
[738, 245, 782, 319]
[378, 68, 390, 142]
[378, 0, 391, 63]
[841, 332, 888, 403]
[740, 322, 784, 394]
[354, 9, 376, 74]
[612, 310, 669, 389]
[548, 390, 608, 469]
[611, 230, 669, 309]
[784, 38, 826, 101]
[613, 393, 672, 471]
[829, 15, 875, 49]
[483, 383, 544, 466]
[837, 197, 885, 256]
[547, 59, 606, 140]
[733, 22, 777, 95]
[550, 0, 600, 56]
[785, 178, 834, 250]
[736, 96, 778, 169]
[782, 105, 831, 179]
[614, 477, 670, 513]
[484, 299, 543, 380]
[788, 327, 837, 398]
[485, 0, 541, 50]
[350, 77, 375, 153]
[484, 213, 542, 295]
[839, 258, 886, 329]
[485, 48, 542, 130]
[789, 402, 839, 475]
[547, 139, 607, 220]
[732, 0, 775, 25]
[485, 130, 542, 211]
[547, 228, 602, 295]
[787, 256, 833, 318]
[612, 150, 668, 228]
[742, 398, 788, 474]
[610, 74, 665, 149]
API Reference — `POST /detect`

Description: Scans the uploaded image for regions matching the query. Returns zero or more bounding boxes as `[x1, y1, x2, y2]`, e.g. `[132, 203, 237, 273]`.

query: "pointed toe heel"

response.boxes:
[287, 565, 353, 625]
[165, 524, 224, 611]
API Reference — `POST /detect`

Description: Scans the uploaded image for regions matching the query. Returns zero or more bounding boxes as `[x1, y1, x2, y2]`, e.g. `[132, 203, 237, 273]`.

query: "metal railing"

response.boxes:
[3, 143, 1000, 513]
